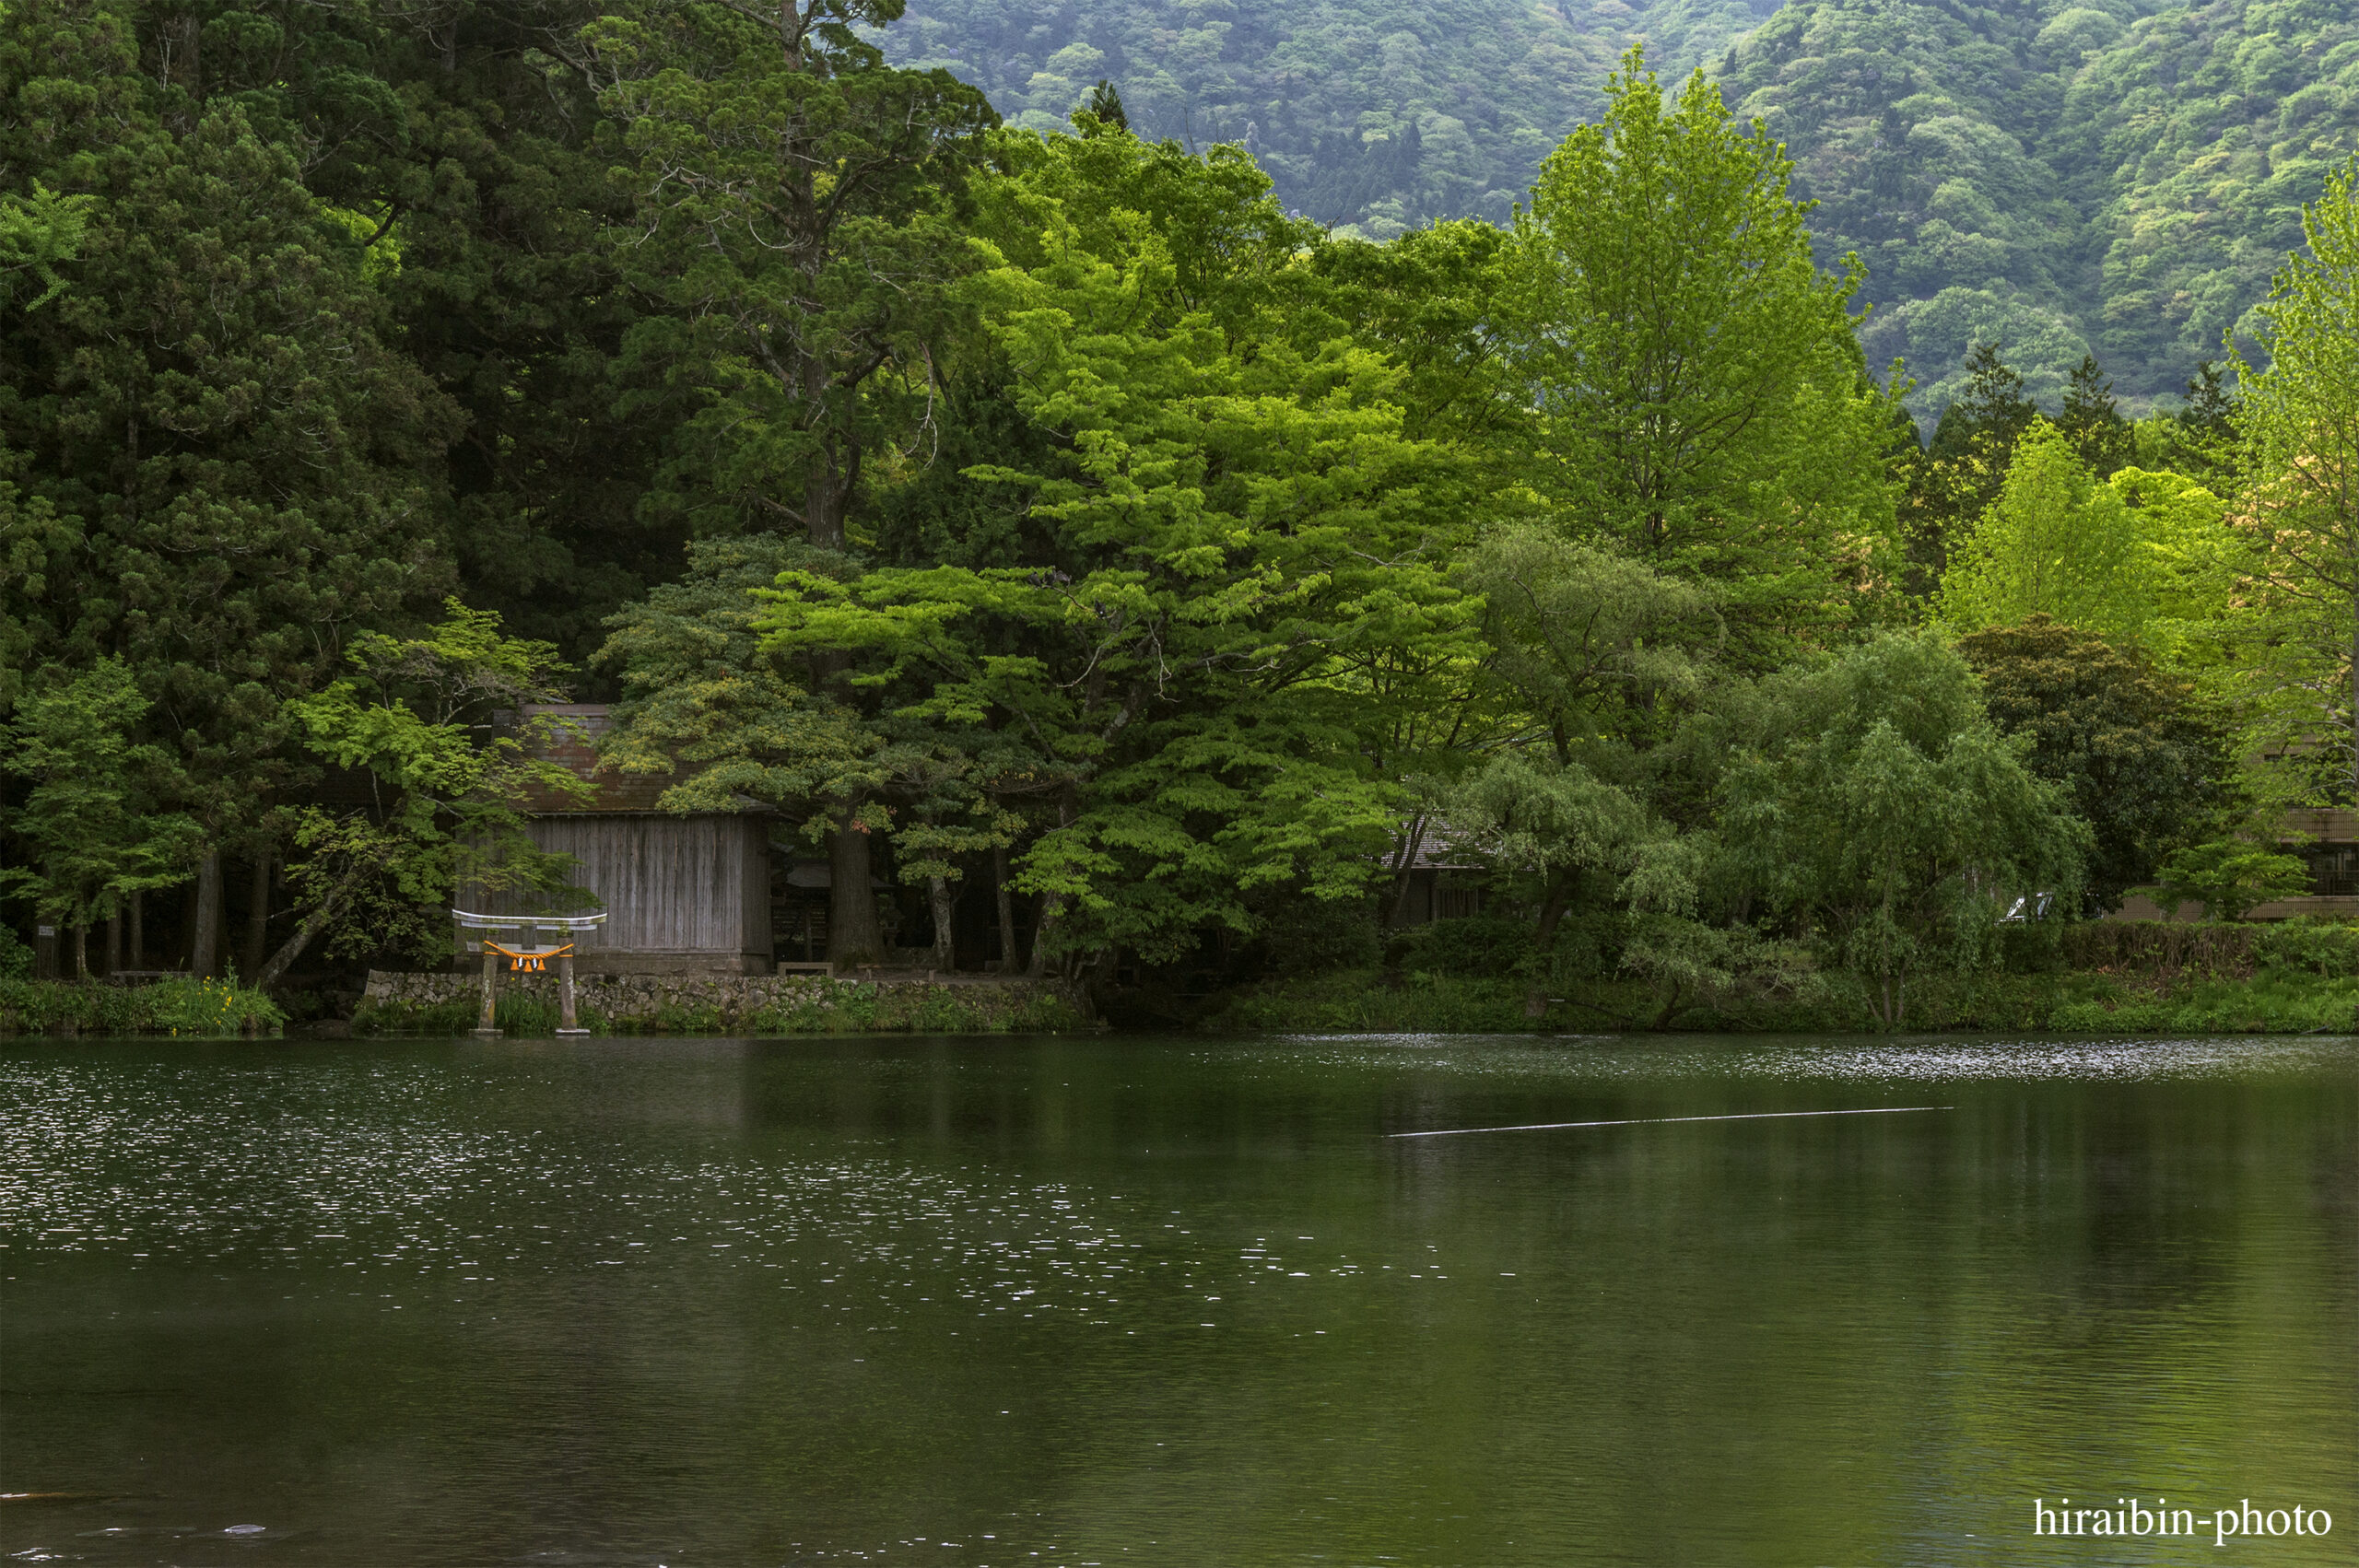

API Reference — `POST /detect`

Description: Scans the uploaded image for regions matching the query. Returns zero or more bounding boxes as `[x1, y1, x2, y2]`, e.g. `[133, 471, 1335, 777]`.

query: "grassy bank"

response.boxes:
[0, 976, 288, 1037]
[353, 977, 1090, 1037]
[1203, 919, 2359, 1035]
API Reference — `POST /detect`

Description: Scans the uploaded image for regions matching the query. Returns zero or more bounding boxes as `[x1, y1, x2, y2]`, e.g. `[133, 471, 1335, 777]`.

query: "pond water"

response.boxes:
[1, 1033, 2353, 1566]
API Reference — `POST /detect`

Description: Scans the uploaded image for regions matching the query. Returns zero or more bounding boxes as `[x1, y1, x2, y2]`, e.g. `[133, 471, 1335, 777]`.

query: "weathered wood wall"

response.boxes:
[522, 814, 771, 967]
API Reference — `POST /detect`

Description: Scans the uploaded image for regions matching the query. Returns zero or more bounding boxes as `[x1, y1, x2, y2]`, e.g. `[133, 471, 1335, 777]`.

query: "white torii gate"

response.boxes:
[452, 909, 608, 1036]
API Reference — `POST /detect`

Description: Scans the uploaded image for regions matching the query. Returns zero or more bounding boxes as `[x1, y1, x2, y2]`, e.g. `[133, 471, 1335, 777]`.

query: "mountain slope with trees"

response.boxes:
[877, 0, 1780, 236]
[1726, 0, 2358, 413]
[887, 0, 2359, 415]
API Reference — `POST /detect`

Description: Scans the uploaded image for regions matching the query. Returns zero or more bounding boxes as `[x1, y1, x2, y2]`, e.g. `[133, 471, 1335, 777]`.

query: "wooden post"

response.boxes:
[557, 952, 587, 1035]
[474, 946, 500, 1036]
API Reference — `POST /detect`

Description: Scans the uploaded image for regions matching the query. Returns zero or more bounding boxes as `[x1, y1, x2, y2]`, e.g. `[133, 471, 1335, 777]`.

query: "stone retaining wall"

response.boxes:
[358, 967, 1089, 1035]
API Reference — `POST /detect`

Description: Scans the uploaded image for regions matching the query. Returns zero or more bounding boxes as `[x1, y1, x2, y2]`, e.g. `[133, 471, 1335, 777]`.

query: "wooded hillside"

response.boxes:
[889, 0, 2359, 412]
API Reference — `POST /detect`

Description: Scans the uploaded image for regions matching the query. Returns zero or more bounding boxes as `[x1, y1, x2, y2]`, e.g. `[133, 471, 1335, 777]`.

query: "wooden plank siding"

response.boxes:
[458, 815, 773, 973]
[531, 815, 770, 971]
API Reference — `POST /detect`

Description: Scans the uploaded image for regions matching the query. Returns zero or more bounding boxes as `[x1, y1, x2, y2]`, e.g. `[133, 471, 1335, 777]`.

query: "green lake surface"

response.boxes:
[1, 1033, 2353, 1565]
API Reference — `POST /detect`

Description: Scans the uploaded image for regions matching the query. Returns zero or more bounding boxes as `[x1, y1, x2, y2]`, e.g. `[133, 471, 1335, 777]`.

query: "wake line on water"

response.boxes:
[1388, 1106, 1956, 1139]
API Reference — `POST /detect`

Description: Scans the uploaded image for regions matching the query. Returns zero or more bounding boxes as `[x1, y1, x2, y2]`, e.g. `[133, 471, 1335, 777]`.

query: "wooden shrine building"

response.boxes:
[501, 704, 775, 975]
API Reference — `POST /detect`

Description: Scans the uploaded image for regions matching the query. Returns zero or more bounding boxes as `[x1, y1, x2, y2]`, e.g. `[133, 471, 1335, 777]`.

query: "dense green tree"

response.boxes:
[264, 603, 591, 987]
[2139, 837, 2311, 922]
[2, 0, 464, 968]
[1443, 525, 1720, 1011]
[1919, 344, 2039, 526]
[750, 123, 1478, 971]
[2228, 157, 2359, 802]
[2057, 354, 2132, 478]
[1958, 616, 2233, 911]
[1937, 422, 2153, 643]
[1498, 50, 1898, 652]
[1716, 632, 2086, 1026]
[0, 658, 197, 976]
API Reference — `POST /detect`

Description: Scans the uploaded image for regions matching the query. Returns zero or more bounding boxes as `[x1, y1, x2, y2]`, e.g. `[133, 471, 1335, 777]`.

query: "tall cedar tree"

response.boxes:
[587, 0, 997, 964]
[1, 0, 459, 971]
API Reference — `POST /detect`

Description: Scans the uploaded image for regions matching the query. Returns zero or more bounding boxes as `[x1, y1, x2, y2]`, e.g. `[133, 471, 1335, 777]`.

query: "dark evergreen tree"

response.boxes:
[2057, 354, 2131, 478]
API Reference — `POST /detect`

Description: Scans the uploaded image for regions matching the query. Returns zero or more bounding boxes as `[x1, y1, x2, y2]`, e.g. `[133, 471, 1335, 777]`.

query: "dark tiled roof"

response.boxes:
[516, 704, 728, 814]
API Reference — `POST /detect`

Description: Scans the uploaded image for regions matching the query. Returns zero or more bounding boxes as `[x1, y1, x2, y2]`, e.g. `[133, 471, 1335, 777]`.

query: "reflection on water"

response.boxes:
[2, 1033, 2353, 1566]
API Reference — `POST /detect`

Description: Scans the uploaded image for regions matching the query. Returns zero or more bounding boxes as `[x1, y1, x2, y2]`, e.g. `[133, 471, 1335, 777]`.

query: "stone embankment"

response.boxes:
[358, 967, 1089, 1035]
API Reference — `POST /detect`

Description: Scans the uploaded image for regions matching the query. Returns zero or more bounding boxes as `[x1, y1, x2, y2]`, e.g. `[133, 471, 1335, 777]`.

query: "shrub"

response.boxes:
[1253, 897, 1384, 976]
[0, 974, 285, 1036]
[1392, 916, 1533, 977]
[2249, 917, 2359, 976]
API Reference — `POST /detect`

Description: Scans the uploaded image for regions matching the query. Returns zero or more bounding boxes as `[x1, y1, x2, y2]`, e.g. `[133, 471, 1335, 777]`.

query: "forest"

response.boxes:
[886, 0, 2359, 413]
[4, 0, 2359, 1033]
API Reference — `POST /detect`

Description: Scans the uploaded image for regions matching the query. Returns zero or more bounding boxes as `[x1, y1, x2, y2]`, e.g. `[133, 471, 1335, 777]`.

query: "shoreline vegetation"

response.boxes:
[7, 920, 2359, 1038]
[6, 3, 2359, 1033]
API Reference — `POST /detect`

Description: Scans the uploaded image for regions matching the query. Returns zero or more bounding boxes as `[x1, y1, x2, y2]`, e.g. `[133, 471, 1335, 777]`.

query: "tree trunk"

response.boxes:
[929, 875, 957, 971]
[804, 442, 860, 551]
[1384, 815, 1428, 930]
[72, 923, 88, 981]
[254, 887, 346, 991]
[106, 914, 123, 976]
[1523, 867, 1577, 1019]
[242, 855, 272, 980]
[130, 889, 145, 967]
[1025, 887, 1062, 979]
[190, 851, 224, 977]
[993, 842, 1018, 973]
[826, 807, 884, 969]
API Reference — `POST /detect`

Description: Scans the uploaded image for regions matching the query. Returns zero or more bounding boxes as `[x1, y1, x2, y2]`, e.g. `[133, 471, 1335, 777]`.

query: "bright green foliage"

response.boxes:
[1937, 422, 2153, 641]
[0, 181, 93, 310]
[1717, 632, 2087, 1026]
[1959, 617, 2234, 910]
[2141, 838, 2311, 922]
[268, 603, 592, 985]
[0, 659, 198, 970]
[1938, 421, 2246, 651]
[2227, 158, 2359, 804]
[755, 125, 1477, 963]
[1500, 51, 1898, 651]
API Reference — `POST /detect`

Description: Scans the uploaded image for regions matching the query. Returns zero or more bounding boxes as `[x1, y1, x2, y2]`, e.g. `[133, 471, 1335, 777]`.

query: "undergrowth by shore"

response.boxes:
[1202, 919, 2359, 1035]
[0, 975, 288, 1036]
[352, 979, 1088, 1037]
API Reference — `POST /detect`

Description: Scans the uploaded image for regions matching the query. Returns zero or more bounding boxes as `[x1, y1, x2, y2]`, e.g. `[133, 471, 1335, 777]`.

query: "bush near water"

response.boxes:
[1206, 918, 2359, 1036]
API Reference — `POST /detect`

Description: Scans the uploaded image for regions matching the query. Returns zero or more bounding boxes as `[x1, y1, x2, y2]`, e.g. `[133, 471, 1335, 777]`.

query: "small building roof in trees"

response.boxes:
[514, 704, 757, 815]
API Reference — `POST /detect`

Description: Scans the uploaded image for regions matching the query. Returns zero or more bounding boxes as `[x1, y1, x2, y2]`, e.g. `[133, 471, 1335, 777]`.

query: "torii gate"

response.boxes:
[452, 909, 608, 1036]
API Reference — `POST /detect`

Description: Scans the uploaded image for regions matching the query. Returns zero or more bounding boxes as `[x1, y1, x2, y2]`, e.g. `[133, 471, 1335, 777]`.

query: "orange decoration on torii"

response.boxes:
[482, 940, 575, 973]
